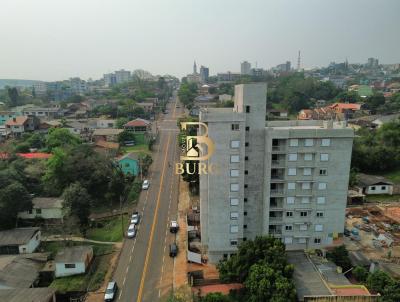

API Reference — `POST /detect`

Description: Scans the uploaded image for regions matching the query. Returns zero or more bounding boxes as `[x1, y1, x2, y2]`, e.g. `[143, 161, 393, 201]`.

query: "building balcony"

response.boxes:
[270, 189, 284, 196]
[272, 145, 287, 152]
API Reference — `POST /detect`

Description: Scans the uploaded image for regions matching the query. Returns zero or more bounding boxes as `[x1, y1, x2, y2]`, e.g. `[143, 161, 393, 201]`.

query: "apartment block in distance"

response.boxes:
[199, 83, 354, 263]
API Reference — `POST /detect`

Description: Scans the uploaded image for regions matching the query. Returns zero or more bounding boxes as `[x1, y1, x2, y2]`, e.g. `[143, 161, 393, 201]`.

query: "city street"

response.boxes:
[113, 95, 182, 302]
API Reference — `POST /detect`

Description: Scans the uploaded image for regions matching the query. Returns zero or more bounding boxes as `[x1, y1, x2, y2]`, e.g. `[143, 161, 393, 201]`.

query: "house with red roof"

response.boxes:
[124, 118, 151, 133]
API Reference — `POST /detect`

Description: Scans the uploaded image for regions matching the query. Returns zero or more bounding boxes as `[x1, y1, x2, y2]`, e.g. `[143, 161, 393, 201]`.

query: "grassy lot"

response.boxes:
[121, 143, 150, 155]
[41, 241, 114, 258]
[86, 214, 129, 242]
[381, 169, 400, 184]
[366, 194, 400, 203]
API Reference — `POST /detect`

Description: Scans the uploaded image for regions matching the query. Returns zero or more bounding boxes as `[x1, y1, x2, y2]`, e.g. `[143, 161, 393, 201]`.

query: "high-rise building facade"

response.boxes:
[199, 83, 354, 263]
[115, 69, 131, 84]
[241, 61, 251, 75]
[200, 65, 209, 83]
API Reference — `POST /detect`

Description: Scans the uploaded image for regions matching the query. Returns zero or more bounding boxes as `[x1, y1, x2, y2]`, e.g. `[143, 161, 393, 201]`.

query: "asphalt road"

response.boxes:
[114, 95, 182, 302]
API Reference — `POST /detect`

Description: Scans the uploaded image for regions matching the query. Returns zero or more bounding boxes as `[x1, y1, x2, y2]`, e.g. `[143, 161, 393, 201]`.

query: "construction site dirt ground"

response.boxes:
[345, 204, 400, 261]
[173, 180, 219, 291]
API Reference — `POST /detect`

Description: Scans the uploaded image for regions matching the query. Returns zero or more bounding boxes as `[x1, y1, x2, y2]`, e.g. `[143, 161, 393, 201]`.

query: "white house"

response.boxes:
[0, 228, 41, 254]
[55, 246, 93, 277]
[18, 197, 65, 223]
[357, 173, 394, 195]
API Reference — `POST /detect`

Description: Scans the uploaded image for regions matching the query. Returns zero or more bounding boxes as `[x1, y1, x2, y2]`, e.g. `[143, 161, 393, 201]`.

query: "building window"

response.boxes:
[36, 209, 42, 214]
[300, 224, 308, 231]
[244, 198, 248, 202]
[245, 126, 250, 131]
[245, 170, 249, 175]
[246, 106, 250, 113]
[318, 182, 327, 190]
[288, 153, 298, 161]
[245, 142, 249, 147]
[304, 153, 313, 161]
[316, 211, 324, 218]
[319, 169, 327, 176]
[305, 139, 314, 147]
[315, 224, 324, 232]
[317, 197, 326, 204]
[244, 211, 247, 216]
[288, 168, 296, 176]
[287, 197, 295, 204]
[230, 169, 239, 177]
[320, 153, 329, 161]
[243, 237, 247, 241]
[289, 139, 298, 147]
[381, 186, 386, 190]
[285, 225, 293, 231]
[65, 263, 76, 269]
[370, 186, 376, 191]
[287, 182, 296, 190]
[230, 183, 239, 192]
[303, 168, 312, 176]
[245, 156, 249, 161]
[302, 182, 311, 190]
[230, 155, 240, 163]
[300, 211, 308, 217]
[284, 237, 293, 244]
[230, 212, 239, 220]
[231, 124, 240, 131]
[321, 138, 331, 147]
[28, 209, 33, 214]
[230, 239, 238, 246]
[230, 225, 239, 233]
[314, 238, 321, 244]
[301, 197, 310, 204]
[243, 224, 247, 229]
[231, 140, 240, 148]
[223, 254, 228, 260]
[286, 211, 293, 217]
[230, 198, 239, 206]
[244, 184, 248, 188]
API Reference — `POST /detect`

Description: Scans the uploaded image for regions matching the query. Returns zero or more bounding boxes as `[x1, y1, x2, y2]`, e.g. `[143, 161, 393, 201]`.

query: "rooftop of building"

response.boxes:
[0, 228, 40, 246]
[55, 246, 93, 263]
[5, 116, 28, 126]
[266, 120, 352, 130]
[0, 287, 55, 302]
[92, 128, 124, 136]
[32, 197, 63, 209]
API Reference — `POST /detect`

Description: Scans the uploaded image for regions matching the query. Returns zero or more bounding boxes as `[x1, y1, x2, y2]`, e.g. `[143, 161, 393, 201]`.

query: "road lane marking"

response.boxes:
[119, 291, 122, 300]
[136, 133, 171, 302]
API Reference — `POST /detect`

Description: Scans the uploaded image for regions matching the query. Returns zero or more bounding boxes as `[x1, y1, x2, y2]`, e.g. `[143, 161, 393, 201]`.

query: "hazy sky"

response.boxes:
[0, 0, 399, 81]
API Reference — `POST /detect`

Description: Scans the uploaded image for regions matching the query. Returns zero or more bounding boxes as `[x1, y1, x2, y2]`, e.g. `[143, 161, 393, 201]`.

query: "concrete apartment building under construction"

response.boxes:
[199, 83, 354, 263]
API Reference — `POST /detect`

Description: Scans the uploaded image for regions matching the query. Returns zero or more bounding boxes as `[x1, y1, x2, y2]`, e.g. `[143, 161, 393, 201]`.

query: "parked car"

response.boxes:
[170, 220, 179, 233]
[142, 180, 150, 190]
[131, 212, 140, 225]
[169, 243, 178, 257]
[127, 224, 136, 238]
[104, 281, 118, 301]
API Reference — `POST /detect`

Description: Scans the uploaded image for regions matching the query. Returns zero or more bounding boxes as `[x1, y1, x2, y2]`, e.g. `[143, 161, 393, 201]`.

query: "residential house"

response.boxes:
[0, 288, 56, 302]
[357, 173, 394, 195]
[22, 107, 63, 120]
[371, 113, 400, 128]
[117, 153, 140, 176]
[5, 116, 38, 136]
[0, 228, 41, 255]
[95, 119, 116, 129]
[124, 118, 151, 133]
[219, 94, 232, 102]
[94, 140, 120, 157]
[18, 197, 65, 223]
[329, 102, 363, 119]
[38, 120, 61, 133]
[0, 253, 48, 289]
[92, 128, 123, 143]
[55, 246, 93, 277]
[136, 102, 154, 113]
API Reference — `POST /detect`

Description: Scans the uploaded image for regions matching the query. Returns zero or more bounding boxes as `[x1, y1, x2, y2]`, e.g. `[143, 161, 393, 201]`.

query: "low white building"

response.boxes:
[18, 197, 65, 223]
[55, 246, 93, 277]
[357, 173, 394, 195]
[0, 228, 41, 254]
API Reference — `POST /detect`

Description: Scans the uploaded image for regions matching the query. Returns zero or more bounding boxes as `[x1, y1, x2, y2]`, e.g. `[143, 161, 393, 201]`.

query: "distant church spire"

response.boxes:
[193, 60, 197, 74]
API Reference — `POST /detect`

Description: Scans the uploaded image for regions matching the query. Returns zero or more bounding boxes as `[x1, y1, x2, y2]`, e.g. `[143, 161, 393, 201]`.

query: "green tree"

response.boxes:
[45, 128, 81, 151]
[326, 245, 352, 271]
[63, 182, 91, 226]
[353, 266, 368, 282]
[382, 281, 400, 302]
[366, 270, 392, 294]
[116, 117, 129, 129]
[244, 263, 296, 302]
[7, 87, 19, 106]
[178, 82, 198, 108]
[202, 292, 230, 302]
[365, 93, 385, 110]
[118, 130, 136, 143]
[0, 182, 32, 229]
